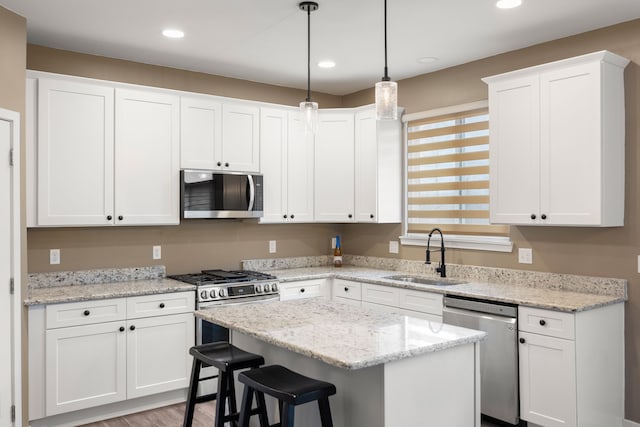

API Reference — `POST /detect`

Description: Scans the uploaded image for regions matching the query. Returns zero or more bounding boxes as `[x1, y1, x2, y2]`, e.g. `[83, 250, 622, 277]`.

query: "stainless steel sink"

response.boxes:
[383, 275, 466, 286]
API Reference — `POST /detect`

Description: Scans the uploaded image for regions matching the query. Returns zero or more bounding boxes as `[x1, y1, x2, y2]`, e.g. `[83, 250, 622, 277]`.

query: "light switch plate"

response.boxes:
[518, 248, 533, 264]
[389, 241, 399, 254]
[50, 249, 60, 265]
[153, 245, 161, 260]
[331, 237, 336, 249]
[269, 240, 277, 253]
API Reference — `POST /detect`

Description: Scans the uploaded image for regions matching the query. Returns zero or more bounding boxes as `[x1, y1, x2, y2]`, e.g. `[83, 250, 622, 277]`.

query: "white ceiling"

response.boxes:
[2, 0, 640, 95]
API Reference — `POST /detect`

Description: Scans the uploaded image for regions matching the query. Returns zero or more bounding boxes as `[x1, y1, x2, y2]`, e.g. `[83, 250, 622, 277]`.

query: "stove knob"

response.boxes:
[255, 284, 263, 293]
[218, 289, 227, 298]
[271, 283, 278, 291]
[263, 283, 271, 292]
[209, 290, 217, 299]
[200, 290, 209, 300]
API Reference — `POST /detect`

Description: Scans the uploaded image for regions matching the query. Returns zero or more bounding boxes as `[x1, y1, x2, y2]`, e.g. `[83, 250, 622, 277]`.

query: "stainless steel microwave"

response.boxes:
[180, 170, 263, 219]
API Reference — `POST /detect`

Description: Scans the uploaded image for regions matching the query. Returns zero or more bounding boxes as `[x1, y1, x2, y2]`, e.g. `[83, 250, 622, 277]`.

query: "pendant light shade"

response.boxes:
[299, 1, 319, 133]
[375, 0, 398, 120]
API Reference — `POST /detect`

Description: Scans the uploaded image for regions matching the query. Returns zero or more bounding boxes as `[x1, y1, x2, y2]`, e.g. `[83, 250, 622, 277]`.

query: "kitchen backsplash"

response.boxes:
[28, 265, 166, 288]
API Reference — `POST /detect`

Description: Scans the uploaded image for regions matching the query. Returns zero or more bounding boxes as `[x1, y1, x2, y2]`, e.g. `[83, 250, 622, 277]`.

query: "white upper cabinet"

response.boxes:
[36, 78, 115, 226]
[30, 75, 180, 227]
[314, 111, 355, 222]
[259, 107, 314, 223]
[484, 51, 629, 226]
[181, 97, 259, 173]
[354, 108, 402, 223]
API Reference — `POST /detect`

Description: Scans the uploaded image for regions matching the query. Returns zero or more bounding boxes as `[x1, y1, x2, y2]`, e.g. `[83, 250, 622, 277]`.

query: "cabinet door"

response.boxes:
[540, 62, 602, 225]
[287, 112, 315, 222]
[37, 78, 115, 226]
[115, 88, 180, 225]
[180, 96, 222, 170]
[46, 321, 126, 415]
[519, 331, 577, 427]
[314, 111, 355, 222]
[126, 313, 194, 399]
[260, 108, 288, 223]
[488, 75, 541, 225]
[222, 103, 260, 172]
[354, 109, 378, 222]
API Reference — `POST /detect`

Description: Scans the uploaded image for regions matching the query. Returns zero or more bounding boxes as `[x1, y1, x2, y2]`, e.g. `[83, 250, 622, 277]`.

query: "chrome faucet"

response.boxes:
[425, 227, 446, 278]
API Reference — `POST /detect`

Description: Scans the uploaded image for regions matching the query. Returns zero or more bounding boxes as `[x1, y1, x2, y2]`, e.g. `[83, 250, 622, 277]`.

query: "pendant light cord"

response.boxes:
[383, 0, 390, 81]
[306, 6, 312, 102]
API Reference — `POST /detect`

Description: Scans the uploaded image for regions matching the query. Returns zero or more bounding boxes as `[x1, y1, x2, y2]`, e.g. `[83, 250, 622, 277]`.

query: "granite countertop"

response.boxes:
[263, 265, 626, 312]
[24, 266, 195, 306]
[195, 298, 486, 370]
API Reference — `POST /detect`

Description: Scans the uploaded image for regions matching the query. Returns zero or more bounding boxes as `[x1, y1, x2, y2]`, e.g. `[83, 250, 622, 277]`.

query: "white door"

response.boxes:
[1, 108, 21, 426]
[180, 96, 222, 170]
[287, 112, 315, 222]
[221, 103, 260, 172]
[259, 108, 288, 223]
[354, 109, 378, 222]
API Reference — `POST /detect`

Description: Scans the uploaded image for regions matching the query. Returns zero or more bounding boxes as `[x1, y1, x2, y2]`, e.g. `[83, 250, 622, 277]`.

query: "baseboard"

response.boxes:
[625, 419, 640, 427]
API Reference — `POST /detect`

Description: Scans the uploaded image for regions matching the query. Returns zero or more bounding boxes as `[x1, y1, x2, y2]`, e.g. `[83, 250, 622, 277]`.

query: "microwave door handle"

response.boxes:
[247, 175, 255, 211]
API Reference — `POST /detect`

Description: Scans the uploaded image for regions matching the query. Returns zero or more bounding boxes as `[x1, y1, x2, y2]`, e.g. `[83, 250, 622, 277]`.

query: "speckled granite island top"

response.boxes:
[195, 298, 486, 370]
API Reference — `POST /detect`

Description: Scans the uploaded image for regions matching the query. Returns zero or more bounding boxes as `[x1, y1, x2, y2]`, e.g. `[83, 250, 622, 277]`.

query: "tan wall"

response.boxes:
[22, 17, 640, 423]
[0, 5, 27, 425]
[345, 19, 640, 421]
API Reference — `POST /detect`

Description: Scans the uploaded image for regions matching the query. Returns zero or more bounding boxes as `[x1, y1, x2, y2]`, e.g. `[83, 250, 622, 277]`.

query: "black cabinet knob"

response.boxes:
[344, 287, 349, 292]
[118, 215, 124, 221]
[541, 214, 547, 220]
[283, 214, 288, 219]
[519, 337, 526, 344]
[119, 326, 125, 332]
[530, 214, 536, 220]
[348, 214, 353, 218]
[300, 288, 305, 293]
[370, 214, 374, 219]
[107, 215, 112, 220]
[83, 310, 90, 316]
[539, 319, 546, 326]
[291, 214, 295, 219]
[130, 325, 136, 331]
[217, 162, 222, 167]
[224, 162, 229, 167]
[159, 303, 165, 308]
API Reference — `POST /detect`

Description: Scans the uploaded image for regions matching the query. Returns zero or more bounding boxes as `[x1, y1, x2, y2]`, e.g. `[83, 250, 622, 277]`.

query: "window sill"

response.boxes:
[400, 234, 513, 253]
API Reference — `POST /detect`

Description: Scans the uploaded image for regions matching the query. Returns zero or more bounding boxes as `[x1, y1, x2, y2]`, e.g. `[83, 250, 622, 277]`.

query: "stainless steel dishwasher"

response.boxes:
[443, 295, 521, 425]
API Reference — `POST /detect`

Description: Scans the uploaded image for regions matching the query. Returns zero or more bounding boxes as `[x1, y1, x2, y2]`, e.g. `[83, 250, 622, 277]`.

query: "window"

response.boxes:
[400, 101, 512, 252]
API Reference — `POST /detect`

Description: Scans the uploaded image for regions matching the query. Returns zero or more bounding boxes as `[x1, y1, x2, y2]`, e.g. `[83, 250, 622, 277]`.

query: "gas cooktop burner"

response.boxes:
[168, 269, 277, 286]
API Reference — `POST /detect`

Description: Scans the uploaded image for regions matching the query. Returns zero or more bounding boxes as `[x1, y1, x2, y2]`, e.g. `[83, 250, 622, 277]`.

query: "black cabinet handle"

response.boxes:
[225, 162, 229, 167]
[159, 303, 165, 308]
[283, 214, 288, 219]
[118, 215, 124, 221]
[291, 214, 295, 219]
[519, 337, 526, 344]
[530, 214, 536, 220]
[541, 214, 547, 220]
[83, 310, 90, 316]
[119, 326, 125, 332]
[300, 288, 305, 293]
[107, 215, 112, 220]
[344, 287, 349, 292]
[217, 162, 222, 167]
[539, 319, 546, 326]
[348, 214, 353, 218]
[370, 214, 374, 219]
[130, 325, 136, 331]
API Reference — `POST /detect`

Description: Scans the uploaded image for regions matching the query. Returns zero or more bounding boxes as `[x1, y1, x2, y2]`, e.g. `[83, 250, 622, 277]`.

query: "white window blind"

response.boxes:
[406, 103, 509, 238]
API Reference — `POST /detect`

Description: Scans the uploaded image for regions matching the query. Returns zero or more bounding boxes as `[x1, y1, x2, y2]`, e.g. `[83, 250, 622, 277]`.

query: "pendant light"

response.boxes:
[299, 1, 319, 133]
[375, 0, 398, 120]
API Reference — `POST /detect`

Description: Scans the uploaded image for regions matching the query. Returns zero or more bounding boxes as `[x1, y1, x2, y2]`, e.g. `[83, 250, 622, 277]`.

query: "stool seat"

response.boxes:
[190, 342, 265, 372]
[239, 364, 336, 406]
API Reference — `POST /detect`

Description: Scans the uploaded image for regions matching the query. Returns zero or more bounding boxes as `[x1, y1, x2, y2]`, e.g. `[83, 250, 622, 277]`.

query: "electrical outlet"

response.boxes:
[637, 255, 640, 273]
[518, 248, 533, 264]
[50, 249, 60, 265]
[153, 245, 162, 260]
[269, 240, 277, 253]
[389, 241, 399, 254]
[331, 237, 336, 249]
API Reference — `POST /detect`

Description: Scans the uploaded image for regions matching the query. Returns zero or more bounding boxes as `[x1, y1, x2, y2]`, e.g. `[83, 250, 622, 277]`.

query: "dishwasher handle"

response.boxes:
[444, 295, 517, 318]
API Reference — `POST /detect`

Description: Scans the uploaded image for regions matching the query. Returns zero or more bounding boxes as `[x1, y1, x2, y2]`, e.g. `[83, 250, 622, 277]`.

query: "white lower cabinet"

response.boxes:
[361, 283, 443, 321]
[518, 304, 624, 427]
[30, 292, 195, 420]
[332, 279, 362, 306]
[279, 279, 330, 301]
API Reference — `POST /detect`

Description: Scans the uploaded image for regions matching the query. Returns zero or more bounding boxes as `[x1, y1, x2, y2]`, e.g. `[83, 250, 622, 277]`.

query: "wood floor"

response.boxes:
[78, 400, 508, 426]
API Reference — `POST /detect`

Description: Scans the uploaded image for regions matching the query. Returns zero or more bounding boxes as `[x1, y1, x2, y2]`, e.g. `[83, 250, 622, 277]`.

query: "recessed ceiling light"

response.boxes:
[496, 0, 522, 9]
[317, 60, 336, 69]
[162, 29, 185, 39]
[417, 56, 439, 64]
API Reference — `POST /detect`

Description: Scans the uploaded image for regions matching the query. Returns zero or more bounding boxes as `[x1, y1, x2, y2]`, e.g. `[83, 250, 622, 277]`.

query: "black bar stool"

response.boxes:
[183, 342, 265, 427]
[237, 365, 337, 427]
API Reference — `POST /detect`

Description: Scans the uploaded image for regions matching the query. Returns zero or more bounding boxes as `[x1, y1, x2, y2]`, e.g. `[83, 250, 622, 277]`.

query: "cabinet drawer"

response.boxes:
[332, 279, 362, 301]
[280, 280, 327, 301]
[127, 291, 195, 319]
[399, 289, 443, 316]
[519, 306, 575, 340]
[362, 283, 399, 307]
[46, 298, 126, 329]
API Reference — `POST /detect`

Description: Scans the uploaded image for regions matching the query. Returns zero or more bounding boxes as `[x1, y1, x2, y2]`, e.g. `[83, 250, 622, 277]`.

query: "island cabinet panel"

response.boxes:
[279, 279, 330, 301]
[518, 304, 624, 427]
[484, 51, 629, 226]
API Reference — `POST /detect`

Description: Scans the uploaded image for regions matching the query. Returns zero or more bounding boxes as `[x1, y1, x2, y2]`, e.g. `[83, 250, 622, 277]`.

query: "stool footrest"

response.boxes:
[194, 393, 217, 404]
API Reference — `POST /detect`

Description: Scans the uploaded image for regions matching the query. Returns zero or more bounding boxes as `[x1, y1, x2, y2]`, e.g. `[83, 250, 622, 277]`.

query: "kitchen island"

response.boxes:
[195, 298, 486, 427]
